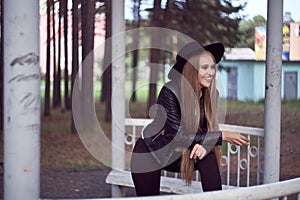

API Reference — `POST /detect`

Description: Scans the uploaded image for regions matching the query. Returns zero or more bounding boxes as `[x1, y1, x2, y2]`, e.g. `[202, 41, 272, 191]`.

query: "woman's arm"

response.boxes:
[222, 131, 250, 146]
[189, 131, 250, 160]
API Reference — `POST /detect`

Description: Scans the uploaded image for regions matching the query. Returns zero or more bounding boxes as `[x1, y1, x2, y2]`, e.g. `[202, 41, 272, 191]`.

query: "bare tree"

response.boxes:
[57, 0, 62, 107]
[102, 0, 112, 122]
[130, 0, 141, 102]
[81, 0, 96, 127]
[148, 0, 162, 110]
[0, 0, 3, 129]
[71, 0, 79, 133]
[52, 0, 60, 108]
[63, 0, 70, 109]
[44, 0, 52, 116]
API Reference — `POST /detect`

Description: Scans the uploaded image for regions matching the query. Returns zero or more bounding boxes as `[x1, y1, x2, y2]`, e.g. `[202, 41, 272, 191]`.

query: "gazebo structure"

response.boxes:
[109, 0, 284, 194]
[2, 0, 300, 199]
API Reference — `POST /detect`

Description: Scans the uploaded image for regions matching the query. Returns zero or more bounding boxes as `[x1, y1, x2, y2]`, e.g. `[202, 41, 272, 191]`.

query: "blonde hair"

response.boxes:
[180, 53, 221, 185]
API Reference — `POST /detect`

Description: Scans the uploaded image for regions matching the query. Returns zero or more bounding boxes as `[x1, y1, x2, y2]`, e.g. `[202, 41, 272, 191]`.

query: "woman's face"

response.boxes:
[198, 52, 216, 88]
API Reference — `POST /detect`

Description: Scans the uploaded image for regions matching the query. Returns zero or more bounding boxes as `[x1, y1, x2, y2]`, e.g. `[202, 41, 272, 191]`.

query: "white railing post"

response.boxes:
[3, 0, 40, 199]
[257, 137, 261, 184]
[264, 0, 283, 184]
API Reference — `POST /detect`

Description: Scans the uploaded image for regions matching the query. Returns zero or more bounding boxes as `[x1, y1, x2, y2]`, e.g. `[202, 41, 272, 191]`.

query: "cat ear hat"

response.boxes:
[168, 42, 224, 80]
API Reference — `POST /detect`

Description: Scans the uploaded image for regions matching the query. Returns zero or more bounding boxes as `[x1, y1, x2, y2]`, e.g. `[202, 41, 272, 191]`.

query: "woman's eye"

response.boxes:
[201, 65, 208, 70]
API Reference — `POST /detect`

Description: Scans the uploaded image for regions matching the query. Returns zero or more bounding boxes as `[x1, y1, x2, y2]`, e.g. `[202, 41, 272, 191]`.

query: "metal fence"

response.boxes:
[124, 118, 265, 188]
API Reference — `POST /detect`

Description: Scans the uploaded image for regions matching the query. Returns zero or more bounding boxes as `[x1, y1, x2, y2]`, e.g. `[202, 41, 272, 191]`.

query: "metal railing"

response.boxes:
[124, 118, 265, 188]
[100, 177, 300, 200]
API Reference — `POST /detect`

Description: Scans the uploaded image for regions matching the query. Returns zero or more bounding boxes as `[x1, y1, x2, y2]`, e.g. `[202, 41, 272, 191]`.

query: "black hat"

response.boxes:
[168, 42, 224, 80]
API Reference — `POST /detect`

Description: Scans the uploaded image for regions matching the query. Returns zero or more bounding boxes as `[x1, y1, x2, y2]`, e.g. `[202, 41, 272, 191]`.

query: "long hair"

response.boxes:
[179, 53, 221, 185]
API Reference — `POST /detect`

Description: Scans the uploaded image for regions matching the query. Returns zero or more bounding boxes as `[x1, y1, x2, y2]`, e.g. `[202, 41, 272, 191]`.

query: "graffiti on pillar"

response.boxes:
[10, 52, 39, 67]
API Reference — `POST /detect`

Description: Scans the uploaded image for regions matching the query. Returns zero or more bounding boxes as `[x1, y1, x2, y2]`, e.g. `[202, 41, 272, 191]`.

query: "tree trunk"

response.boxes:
[163, 0, 173, 28]
[71, 0, 79, 133]
[81, 0, 95, 128]
[57, 0, 62, 107]
[63, 0, 70, 109]
[0, 0, 3, 130]
[44, 0, 51, 116]
[102, 0, 112, 122]
[52, 0, 58, 108]
[130, 0, 141, 102]
[148, 0, 162, 110]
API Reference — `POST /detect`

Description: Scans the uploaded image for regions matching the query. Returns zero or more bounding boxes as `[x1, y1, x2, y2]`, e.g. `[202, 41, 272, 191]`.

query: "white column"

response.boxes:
[111, 0, 126, 197]
[263, 0, 283, 184]
[3, 0, 40, 199]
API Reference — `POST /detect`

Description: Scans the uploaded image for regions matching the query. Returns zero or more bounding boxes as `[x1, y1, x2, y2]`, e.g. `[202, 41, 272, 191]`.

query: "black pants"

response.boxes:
[130, 138, 222, 196]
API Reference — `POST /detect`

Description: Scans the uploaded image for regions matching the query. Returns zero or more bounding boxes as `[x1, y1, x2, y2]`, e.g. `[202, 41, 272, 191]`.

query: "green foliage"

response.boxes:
[237, 15, 266, 49]
[163, 0, 246, 46]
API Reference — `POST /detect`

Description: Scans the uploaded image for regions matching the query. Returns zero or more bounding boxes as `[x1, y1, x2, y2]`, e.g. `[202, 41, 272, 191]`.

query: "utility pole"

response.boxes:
[263, 0, 283, 185]
[3, 0, 40, 199]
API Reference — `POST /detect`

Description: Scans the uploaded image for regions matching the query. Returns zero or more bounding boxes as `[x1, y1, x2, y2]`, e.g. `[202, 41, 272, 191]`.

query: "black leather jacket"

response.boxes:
[142, 80, 222, 167]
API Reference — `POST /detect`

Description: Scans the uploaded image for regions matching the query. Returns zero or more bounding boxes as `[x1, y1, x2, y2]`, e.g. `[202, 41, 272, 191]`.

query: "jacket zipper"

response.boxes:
[152, 130, 165, 141]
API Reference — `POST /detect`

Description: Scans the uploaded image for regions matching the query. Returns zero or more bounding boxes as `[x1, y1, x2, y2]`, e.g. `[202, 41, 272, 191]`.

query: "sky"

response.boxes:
[125, 0, 300, 22]
[240, 0, 300, 22]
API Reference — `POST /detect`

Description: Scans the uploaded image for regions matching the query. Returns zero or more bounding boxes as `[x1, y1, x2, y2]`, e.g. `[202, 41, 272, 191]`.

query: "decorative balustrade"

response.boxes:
[123, 118, 265, 188]
[106, 118, 300, 198]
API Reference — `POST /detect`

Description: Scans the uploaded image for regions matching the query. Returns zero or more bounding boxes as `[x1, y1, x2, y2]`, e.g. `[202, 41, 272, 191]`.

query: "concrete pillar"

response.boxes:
[263, 0, 283, 184]
[111, 0, 126, 197]
[3, 0, 40, 199]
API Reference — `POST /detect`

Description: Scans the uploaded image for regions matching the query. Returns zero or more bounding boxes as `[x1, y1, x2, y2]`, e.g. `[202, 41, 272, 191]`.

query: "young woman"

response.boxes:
[130, 42, 250, 196]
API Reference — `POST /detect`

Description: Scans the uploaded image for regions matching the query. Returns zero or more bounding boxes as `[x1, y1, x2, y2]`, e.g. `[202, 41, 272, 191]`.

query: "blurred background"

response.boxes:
[0, 0, 299, 199]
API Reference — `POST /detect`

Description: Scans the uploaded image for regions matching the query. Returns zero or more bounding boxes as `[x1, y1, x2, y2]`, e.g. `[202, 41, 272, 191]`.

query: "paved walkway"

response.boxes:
[0, 166, 136, 199]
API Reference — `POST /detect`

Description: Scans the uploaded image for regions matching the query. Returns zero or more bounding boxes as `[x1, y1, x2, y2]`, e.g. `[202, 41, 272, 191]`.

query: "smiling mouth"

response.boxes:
[204, 77, 213, 81]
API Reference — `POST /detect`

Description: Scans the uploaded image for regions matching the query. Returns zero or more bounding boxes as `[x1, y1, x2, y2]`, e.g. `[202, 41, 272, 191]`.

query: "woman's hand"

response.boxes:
[222, 131, 250, 146]
[190, 144, 207, 160]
